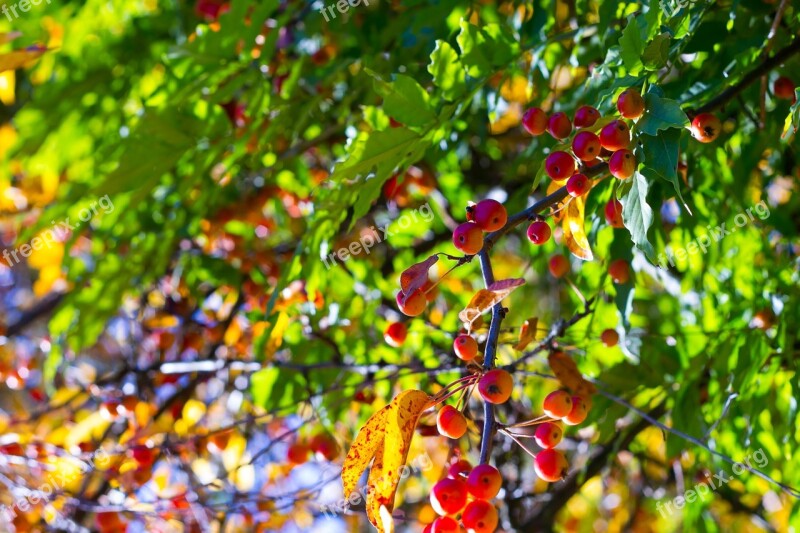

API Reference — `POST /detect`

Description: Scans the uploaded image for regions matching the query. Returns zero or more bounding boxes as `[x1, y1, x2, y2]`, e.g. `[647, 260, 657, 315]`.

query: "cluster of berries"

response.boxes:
[425, 460, 502, 533]
[452, 199, 508, 256]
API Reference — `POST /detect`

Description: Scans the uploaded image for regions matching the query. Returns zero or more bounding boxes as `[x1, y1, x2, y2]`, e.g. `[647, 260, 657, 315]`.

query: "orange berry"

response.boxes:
[431, 477, 467, 515]
[535, 449, 569, 482]
[608, 259, 630, 284]
[466, 464, 502, 499]
[548, 254, 570, 278]
[437, 405, 468, 439]
[534, 422, 563, 449]
[461, 499, 499, 533]
[287, 442, 310, 464]
[543, 390, 573, 418]
[384, 322, 408, 347]
[601, 329, 619, 347]
[478, 369, 513, 404]
[563, 396, 589, 426]
[453, 334, 478, 361]
[396, 289, 427, 316]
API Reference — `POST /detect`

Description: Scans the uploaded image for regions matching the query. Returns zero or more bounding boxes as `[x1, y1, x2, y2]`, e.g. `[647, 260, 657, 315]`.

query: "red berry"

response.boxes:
[573, 105, 600, 128]
[566, 173, 590, 197]
[309, 433, 339, 461]
[461, 499, 499, 533]
[548, 254, 569, 278]
[571, 131, 601, 161]
[547, 112, 572, 139]
[384, 322, 408, 347]
[773, 76, 795, 100]
[453, 222, 484, 255]
[543, 390, 573, 418]
[453, 334, 478, 361]
[396, 289, 427, 317]
[522, 107, 548, 135]
[609, 149, 636, 179]
[431, 516, 459, 533]
[534, 422, 563, 449]
[601, 329, 619, 347]
[609, 259, 630, 284]
[526, 220, 551, 245]
[545, 151, 576, 181]
[617, 89, 645, 119]
[431, 477, 468, 515]
[131, 445, 155, 467]
[604, 198, 625, 229]
[466, 464, 502, 499]
[287, 442, 310, 464]
[563, 396, 589, 426]
[478, 369, 513, 404]
[437, 405, 468, 439]
[534, 449, 569, 482]
[448, 459, 472, 479]
[690, 113, 721, 143]
[599, 120, 630, 151]
[472, 199, 507, 232]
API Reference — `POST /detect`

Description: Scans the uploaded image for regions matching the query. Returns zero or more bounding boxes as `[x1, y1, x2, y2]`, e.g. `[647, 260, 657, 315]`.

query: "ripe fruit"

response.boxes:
[599, 120, 630, 151]
[571, 131, 601, 161]
[478, 369, 513, 404]
[566, 173, 590, 197]
[534, 449, 569, 482]
[534, 422, 563, 449]
[384, 322, 408, 347]
[131, 445, 155, 467]
[522, 107, 548, 135]
[601, 328, 619, 347]
[609, 149, 636, 179]
[448, 459, 472, 479]
[466, 464, 502, 499]
[437, 405, 468, 439]
[453, 222, 484, 255]
[617, 89, 645, 119]
[287, 442, 310, 464]
[461, 499, 499, 533]
[690, 113, 721, 143]
[752, 308, 775, 331]
[573, 105, 601, 128]
[545, 151, 576, 181]
[543, 390, 573, 418]
[604, 198, 625, 229]
[310, 433, 339, 461]
[773, 76, 795, 100]
[527, 220, 551, 245]
[431, 477, 468, 515]
[453, 334, 479, 361]
[547, 112, 572, 139]
[430, 516, 459, 533]
[563, 396, 589, 426]
[396, 289, 426, 316]
[472, 199, 508, 232]
[548, 254, 569, 278]
[609, 259, 630, 284]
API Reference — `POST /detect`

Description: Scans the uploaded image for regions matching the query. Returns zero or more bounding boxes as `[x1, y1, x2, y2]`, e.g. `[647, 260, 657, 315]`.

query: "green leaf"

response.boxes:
[456, 21, 517, 77]
[251, 366, 306, 411]
[637, 91, 688, 136]
[428, 40, 467, 101]
[618, 15, 647, 75]
[367, 71, 437, 128]
[640, 129, 687, 207]
[621, 171, 656, 261]
[642, 33, 670, 71]
[782, 88, 800, 141]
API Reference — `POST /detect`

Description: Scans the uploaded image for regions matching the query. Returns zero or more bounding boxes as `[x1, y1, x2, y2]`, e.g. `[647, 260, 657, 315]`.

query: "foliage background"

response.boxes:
[0, 0, 799, 531]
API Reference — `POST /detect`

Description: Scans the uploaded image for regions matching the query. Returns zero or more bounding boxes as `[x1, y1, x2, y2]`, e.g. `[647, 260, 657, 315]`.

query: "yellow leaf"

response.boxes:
[342, 390, 432, 531]
[546, 179, 568, 223]
[265, 311, 289, 358]
[514, 317, 538, 351]
[548, 350, 596, 398]
[0, 70, 14, 106]
[563, 194, 593, 260]
[458, 279, 525, 329]
[0, 48, 46, 73]
[143, 312, 179, 329]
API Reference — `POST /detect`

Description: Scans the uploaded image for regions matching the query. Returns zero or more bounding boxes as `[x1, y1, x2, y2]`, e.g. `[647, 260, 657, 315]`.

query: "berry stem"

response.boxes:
[498, 428, 537, 460]
[504, 414, 558, 429]
[477, 249, 505, 465]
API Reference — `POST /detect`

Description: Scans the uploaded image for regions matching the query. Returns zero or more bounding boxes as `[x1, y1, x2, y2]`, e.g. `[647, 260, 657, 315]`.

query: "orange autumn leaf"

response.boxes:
[458, 278, 525, 329]
[563, 193, 593, 261]
[548, 350, 596, 398]
[399, 255, 438, 302]
[342, 390, 432, 532]
[514, 317, 538, 351]
[0, 47, 47, 73]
